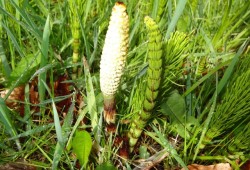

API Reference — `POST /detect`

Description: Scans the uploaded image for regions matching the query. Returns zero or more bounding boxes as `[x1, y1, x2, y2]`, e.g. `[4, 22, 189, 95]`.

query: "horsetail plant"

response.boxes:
[156, 0, 167, 23]
[160, 31, 189, 98]
[199, 68, 250, 150]
[128, 16, 163, 151]
[227, 121, 250, 156]
[100, 2, 129, 129]
[140, 0, 153, 17]
[68, 0, 84, 79]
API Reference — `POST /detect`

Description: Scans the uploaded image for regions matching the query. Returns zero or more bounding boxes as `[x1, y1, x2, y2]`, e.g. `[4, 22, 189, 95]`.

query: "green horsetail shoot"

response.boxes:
[128, 16, 163, 151]
[68, 0, 84, 79]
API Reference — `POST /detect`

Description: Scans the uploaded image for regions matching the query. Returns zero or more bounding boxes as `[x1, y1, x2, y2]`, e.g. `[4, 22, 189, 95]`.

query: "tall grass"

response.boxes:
[0, 0, 249, 169]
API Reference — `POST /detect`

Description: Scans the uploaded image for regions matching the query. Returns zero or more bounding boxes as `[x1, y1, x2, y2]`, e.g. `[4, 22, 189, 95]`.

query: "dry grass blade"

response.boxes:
[133, 149, 169, 170]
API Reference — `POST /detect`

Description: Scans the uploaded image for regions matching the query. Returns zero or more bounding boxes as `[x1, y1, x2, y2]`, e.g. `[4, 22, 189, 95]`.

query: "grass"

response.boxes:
[0, 0, 250, 169]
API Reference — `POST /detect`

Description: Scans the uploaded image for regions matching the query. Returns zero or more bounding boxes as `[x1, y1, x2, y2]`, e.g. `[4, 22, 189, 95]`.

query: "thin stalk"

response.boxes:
[68, 0, 84, 79]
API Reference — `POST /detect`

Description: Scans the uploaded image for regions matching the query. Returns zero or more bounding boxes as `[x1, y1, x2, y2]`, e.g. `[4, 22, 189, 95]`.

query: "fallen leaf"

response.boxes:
[240, 160, 250, 170]
[181, 163, 232, 170]
[0, 159, 36, 170]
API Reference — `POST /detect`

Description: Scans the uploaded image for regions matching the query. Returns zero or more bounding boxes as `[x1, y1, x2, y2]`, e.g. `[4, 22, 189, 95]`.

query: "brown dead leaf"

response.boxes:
[53, 74, 72, 113]
[133, 149, 170, 170]
[0, 159, 36, 170]
[181, 163, 232, 170]
[0, 86, 25, 116]
[0, 74, 83, 117]
[240, 160, 250, 170]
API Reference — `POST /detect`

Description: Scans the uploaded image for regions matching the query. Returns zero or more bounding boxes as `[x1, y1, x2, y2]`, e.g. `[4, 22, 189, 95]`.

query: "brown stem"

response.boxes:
[103, 95, 116, 123]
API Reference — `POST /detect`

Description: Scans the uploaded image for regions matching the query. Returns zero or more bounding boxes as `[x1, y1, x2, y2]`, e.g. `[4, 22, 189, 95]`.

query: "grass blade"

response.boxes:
[42, 79, 63, 144]
[151, 0, 159, 19]
[0, 5, 42, 41]
[38, 15, 50, 114]
[66, 107, 88, 150]
[9, 0, 42, 38]
[165, 0, 187, 40]
[193, 92, 217, 161]
[51, 101, 63, 143]
[83, 0, 91, 26]
[0, 38, 11, 78]
[8, 123, 54, 141]
[52, 101, 74, 169]
[0, 97, 21, 150]
[151, 125, 188, 170]
[183, 60, 230, 97]
[1, 22, 25, 58]
[217, 38, 249, 93]
[84, 60, 98, 132]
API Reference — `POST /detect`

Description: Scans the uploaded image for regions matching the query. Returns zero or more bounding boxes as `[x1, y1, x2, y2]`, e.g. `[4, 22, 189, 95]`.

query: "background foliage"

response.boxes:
[0, 0, 249, 169]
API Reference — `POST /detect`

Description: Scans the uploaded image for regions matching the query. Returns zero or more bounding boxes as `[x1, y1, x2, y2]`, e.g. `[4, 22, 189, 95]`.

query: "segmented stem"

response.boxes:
[100, 2, 129, 127]
[140, 0, 153, 17]
[69, 0, 84, 79]
[195, 56, 207, 76]
[128, 16, 163, 151]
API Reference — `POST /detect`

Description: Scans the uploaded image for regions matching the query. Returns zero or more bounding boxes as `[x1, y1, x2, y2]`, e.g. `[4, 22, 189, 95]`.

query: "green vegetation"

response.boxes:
[0, 0, 249, 169]
[128, 16, 163, 151]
